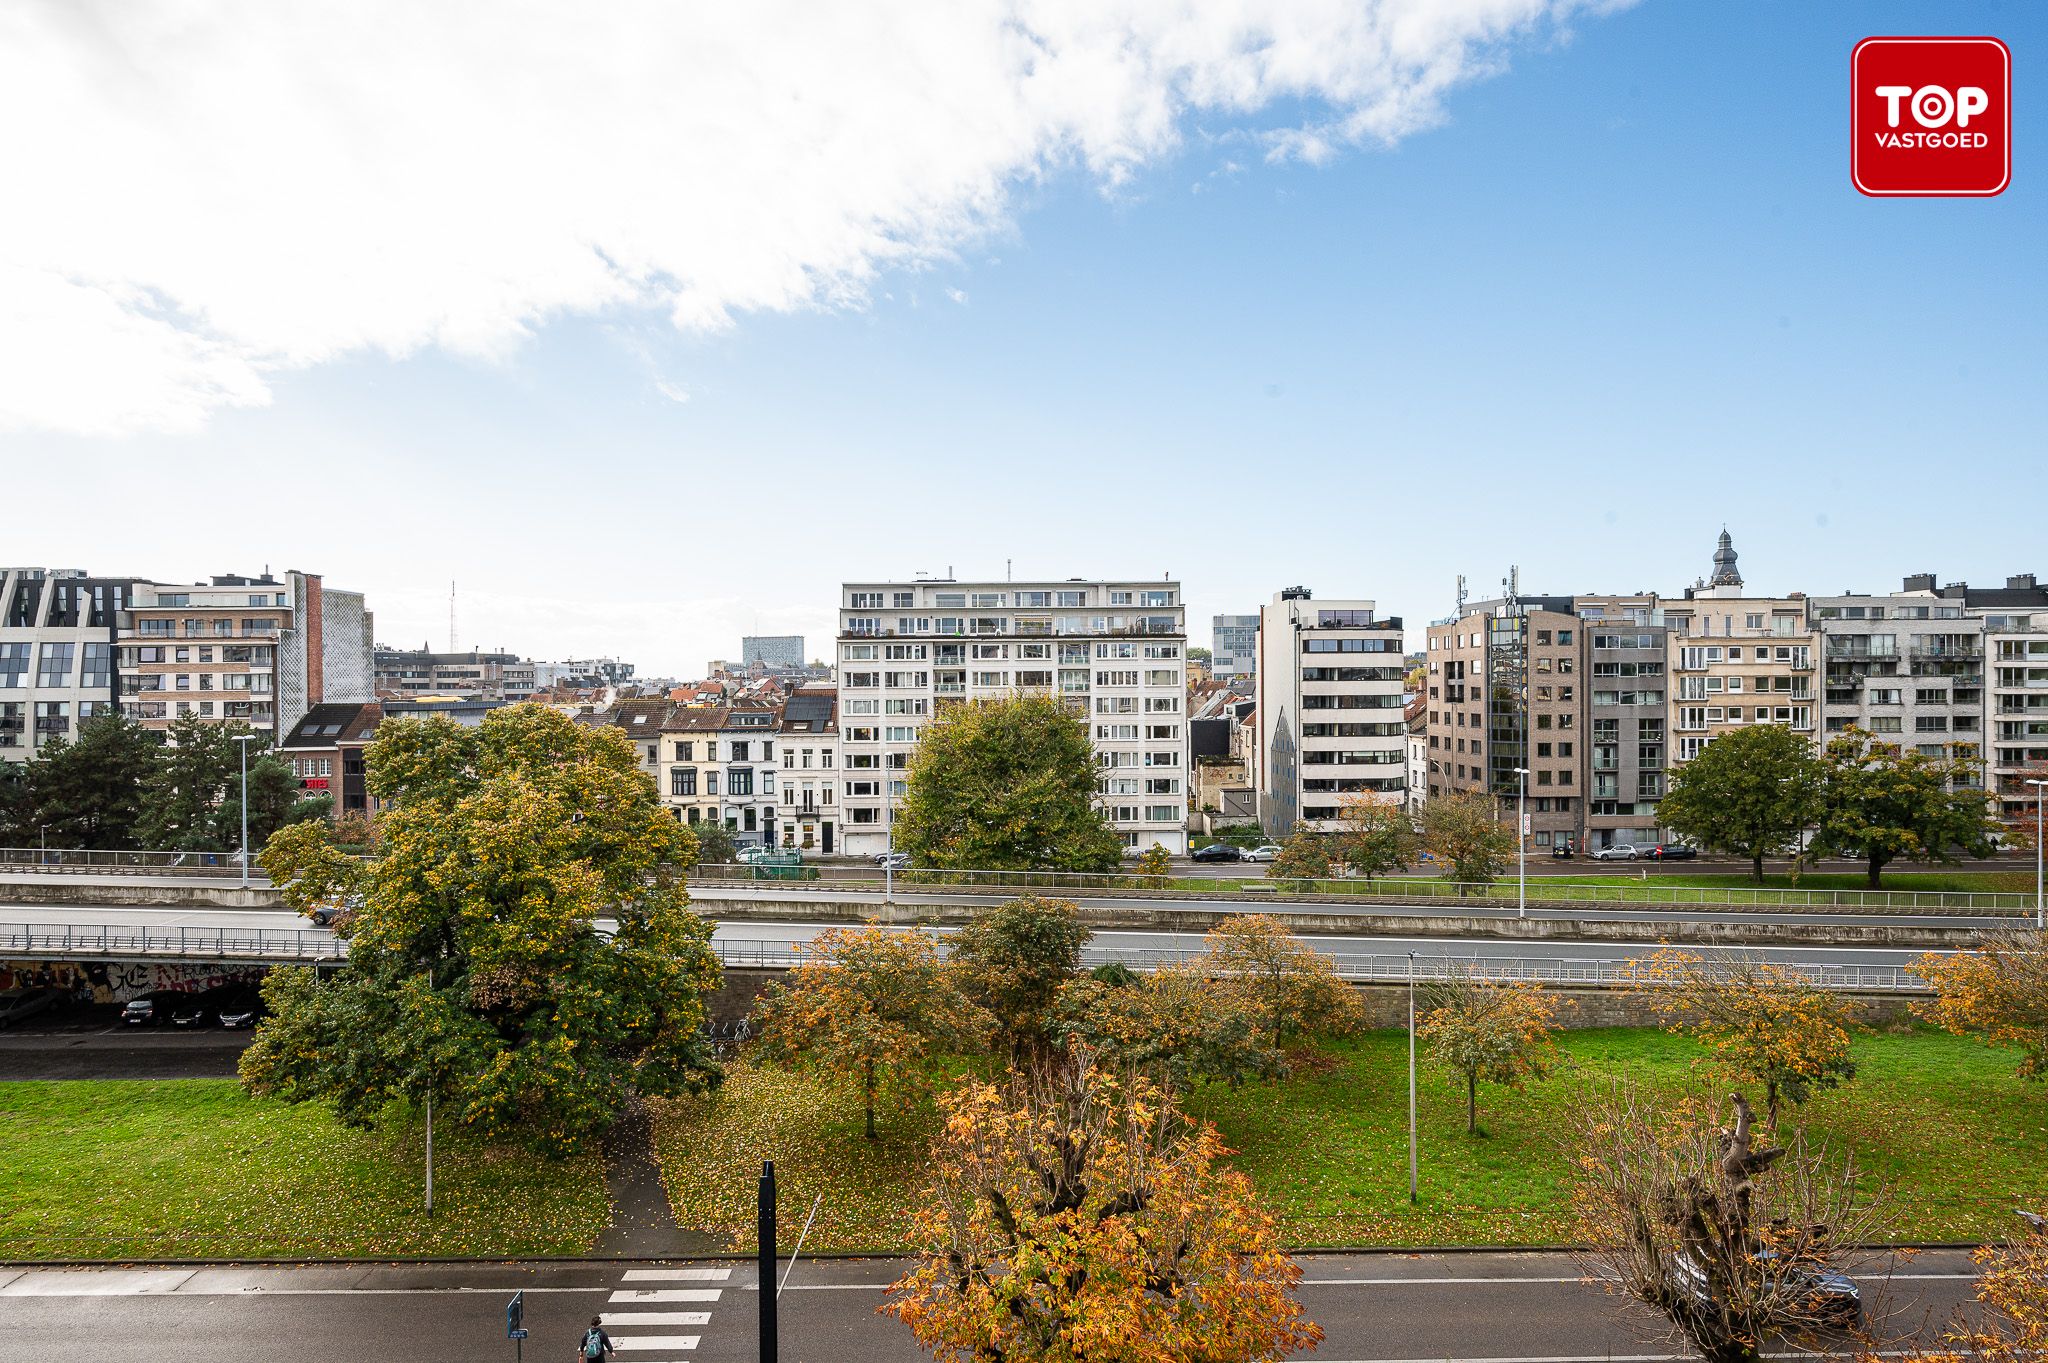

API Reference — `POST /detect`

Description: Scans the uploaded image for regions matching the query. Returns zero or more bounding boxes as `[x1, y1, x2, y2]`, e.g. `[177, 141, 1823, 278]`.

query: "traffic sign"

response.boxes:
[507, 1290, 524, 1337]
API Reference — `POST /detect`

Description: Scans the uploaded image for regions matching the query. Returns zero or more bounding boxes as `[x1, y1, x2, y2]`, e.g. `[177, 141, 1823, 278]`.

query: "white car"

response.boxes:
[1590, 844, 1639, 861]
[1240, 844, 1283, 862]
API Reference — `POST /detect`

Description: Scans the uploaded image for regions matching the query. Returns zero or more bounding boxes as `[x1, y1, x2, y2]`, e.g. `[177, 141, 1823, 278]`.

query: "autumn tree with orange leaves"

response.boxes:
[886, 1051, 1321, 1363]
[1637, 949, 1860, 1127]
[752, 927, 991, 1139]
[1202, 914, 1363, 1046]
[1913, 930, 2048, 1083]
[1884, 1210, 2048, 1363]
[1418, 967, 1563, 1134]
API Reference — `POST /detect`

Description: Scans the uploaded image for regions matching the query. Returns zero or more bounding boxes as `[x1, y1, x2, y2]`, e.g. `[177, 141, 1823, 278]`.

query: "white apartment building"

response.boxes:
[1813, 580, 1985, 781]
[0, 568, 134, 761]
[777, 688, 839, 853]
[836, 578, 1188, 857]
[1256, 589, 1407, 835]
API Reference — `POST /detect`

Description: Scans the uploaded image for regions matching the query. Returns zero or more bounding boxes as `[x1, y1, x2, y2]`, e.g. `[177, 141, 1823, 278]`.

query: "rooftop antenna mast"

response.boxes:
[448, 581, 457, 652]
[1455, 574, 1468, 616]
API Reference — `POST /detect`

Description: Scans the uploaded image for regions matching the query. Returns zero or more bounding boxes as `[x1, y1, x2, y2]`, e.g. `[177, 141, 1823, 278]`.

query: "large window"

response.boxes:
[0, 644, 26, 688]
[36, 643, 75, 687]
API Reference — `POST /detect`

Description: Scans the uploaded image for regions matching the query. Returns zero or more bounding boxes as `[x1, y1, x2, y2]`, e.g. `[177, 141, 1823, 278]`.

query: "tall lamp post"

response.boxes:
[1406, 950, 1418, 1205]
[2028, 778, 2047, 931]
[233, 733, 259, 887]
[1510, 766, 1530, 918]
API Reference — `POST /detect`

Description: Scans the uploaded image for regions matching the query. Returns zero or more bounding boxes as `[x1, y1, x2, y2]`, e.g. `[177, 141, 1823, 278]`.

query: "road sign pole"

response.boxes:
[759, 1160, 777, 1363]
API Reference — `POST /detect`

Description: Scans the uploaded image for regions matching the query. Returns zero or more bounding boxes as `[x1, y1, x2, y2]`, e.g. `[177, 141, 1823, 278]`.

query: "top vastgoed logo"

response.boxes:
[1852, 36, 2010, 197]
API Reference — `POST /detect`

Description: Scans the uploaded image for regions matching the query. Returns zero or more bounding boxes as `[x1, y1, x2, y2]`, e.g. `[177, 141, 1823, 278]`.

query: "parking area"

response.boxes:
[0, 999, 254, 1080]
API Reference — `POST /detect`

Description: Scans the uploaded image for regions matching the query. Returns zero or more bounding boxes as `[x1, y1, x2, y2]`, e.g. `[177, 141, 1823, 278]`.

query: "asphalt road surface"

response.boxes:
[0, 1250, 1985, 1363]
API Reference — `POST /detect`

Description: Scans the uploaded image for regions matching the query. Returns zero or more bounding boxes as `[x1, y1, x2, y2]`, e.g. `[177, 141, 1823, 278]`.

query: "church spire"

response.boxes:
[1708, 527, 1743, 589]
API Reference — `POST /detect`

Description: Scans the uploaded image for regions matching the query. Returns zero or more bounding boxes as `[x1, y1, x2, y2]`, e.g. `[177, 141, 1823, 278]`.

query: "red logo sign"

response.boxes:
[1853, 37, 2010, 197]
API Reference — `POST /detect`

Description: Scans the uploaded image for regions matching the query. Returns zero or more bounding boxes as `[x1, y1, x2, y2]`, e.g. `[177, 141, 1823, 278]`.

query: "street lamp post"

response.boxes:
[233, 733, 259, 887]
[1406, 950, 1418, 1205]
[1510, 766, 1530, 918]
[2028, 779, 2047, 931]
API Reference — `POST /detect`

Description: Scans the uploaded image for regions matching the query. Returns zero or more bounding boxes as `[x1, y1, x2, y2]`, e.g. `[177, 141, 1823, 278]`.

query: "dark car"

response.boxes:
[215, 986, 264, 1030]
[121, 991, 185, 1027]
[171, 985, 246, 1028]
[1550, 842, 1574, 859]
[0, 988, 64, 1029]
[1646, 842, 1698, 861]
[1190, 843, 1243, 864]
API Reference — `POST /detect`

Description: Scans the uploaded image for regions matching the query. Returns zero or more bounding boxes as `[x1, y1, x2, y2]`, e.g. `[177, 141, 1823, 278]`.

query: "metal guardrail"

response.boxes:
[710, 937, 1933, 992]
[0, 847, 253, 876]
[690, 864, 2033, 917]
[0, 923, 343, 962]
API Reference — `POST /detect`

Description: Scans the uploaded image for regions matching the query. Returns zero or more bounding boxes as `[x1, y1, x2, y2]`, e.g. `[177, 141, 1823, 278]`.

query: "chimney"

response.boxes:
[2007, 573, 2038, 590]
[1902, 573, 1935, 593]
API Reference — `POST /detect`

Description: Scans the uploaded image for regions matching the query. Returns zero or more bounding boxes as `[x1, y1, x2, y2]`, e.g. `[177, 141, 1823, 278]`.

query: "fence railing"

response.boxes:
[0, 847, 255, 875]
[0, 923, 342, 962]
[689, 864, 2032, 916]
[709, 936, 1933, 993]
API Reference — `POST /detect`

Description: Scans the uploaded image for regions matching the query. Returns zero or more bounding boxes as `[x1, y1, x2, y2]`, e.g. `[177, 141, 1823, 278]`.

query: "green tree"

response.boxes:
[134, 714, 259, 853]
[690, 819, 739, 868]
[948, 895, 1089, 1060]
[1132, 843, 1171, 880]
[210, 752, 330, 851]
[1418, 790, 1518, 891]
[23, 713, 160, 849]
[1186, 646, 1212, 664]
[240, 703, 723, 1156]
[893, 694, 1122, 872]
[752, 926, 990, 1138]
[1658, 724, 1822, 883]
[1812, 726, 2000, 887]
[1335, 791, 1417, 883]
[1054, 965, 1282, 1092]
[1265, 827, 1331, 885]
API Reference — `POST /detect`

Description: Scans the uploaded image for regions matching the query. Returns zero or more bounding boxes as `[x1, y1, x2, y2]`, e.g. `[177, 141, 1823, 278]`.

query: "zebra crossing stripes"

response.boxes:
[601, 1264, 732, 1358]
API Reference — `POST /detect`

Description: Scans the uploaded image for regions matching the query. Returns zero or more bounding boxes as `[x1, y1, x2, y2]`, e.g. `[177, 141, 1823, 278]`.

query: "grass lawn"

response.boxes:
[650, 1029, 2048, 1253]
[0, 1081, 611, 1260]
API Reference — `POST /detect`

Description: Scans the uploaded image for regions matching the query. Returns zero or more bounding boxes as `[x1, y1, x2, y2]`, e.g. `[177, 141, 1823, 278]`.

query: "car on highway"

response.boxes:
[874, 851, 911, 870]
[1669, 1248, 1861, 1330]
[1240, 844, 1283, 862]
[121, 991, 185, 1027]
[1645, 842, 1698, 861]
[216, 987, 265, 1030]
[1190, 842, 1243, 863]
[1589, 844, 1639, 861]
[0, 987, 64, 1029]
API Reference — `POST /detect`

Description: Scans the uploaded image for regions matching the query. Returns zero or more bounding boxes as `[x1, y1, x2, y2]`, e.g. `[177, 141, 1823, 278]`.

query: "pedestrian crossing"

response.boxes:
[599, 1265, 730, 1358]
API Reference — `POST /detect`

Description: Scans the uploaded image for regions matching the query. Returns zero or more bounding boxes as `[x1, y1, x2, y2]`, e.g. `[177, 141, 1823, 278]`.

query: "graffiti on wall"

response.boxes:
[0, 960, 267, 1003]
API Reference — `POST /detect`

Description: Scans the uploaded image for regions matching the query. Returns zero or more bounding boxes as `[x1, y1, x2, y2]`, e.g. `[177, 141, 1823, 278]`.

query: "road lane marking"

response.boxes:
[599, 1311, 710, 1326]
[610, 1337, 700, 1351]
[610, 1288, 721, 1302]
[621, 1268, 730, 1281]
[0, 1270, 196, 1296]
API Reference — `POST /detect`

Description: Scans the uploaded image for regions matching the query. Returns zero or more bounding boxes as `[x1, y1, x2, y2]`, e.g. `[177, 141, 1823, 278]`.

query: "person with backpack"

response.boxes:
[578, 1316, 615, 1361]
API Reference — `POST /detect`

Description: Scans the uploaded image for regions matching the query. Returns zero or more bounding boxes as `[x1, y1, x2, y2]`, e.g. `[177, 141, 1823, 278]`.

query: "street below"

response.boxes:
[0, 1250, 1986, 1363]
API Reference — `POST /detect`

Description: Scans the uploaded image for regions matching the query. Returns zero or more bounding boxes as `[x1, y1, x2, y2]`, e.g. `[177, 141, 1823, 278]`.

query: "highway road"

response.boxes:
[0, 1251, 1985, 1363]
[0, 902, 1950, 984]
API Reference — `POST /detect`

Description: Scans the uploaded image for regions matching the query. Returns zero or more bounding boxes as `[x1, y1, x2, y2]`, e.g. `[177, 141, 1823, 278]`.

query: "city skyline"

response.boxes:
[2, 1, 2039, 676]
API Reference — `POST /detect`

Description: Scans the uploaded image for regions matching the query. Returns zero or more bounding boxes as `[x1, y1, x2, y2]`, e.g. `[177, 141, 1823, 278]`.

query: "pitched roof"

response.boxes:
[280, 701, 383, 749]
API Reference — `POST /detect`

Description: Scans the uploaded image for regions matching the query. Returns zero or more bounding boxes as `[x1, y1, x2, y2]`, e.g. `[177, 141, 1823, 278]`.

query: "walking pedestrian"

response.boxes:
[577, 1315, 615, 1361]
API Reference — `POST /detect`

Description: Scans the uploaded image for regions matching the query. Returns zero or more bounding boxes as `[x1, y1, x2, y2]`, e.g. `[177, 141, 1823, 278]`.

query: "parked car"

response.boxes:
[1240, 844, 1283, 863]
[736, 844, 780, 864]
[1590, 844, 1639, 861]
[1550, 842, 1574, 860]
[1646, 842, 1698, 861]
[1670, 1249, 1861, 1330]
[874, 851, 911, 870]
[121, 991, 184, 1027]
[1190, 842, 1243, 864]
[216, 987, 265, 1030]
[171, 985, 247, 1028]
[0, 988, 63, 1029]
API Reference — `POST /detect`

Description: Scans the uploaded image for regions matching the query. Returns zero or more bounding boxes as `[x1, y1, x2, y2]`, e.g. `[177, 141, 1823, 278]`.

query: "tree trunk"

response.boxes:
[1467, 1072, 1478, 1135]
[1751, 850, 1766, 884]
[1682, 1321, 1763, 1363]
[863, 1059, 877, 1141]
[1866, 852, 1884, 889]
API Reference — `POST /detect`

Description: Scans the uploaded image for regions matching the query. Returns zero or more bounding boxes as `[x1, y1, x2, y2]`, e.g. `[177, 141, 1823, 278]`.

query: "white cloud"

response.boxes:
[0, 0, 1621, 435]
[945, 288, 970, 306]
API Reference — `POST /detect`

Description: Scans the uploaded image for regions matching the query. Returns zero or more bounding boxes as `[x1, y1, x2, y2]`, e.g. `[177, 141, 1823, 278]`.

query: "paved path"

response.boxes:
[0, 1250, 1987, 1362]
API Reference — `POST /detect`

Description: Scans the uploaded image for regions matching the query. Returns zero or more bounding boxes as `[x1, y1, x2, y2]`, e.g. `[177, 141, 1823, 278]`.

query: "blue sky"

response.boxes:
[1, 0, 2037, 674]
